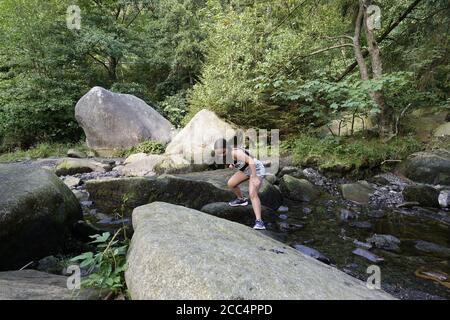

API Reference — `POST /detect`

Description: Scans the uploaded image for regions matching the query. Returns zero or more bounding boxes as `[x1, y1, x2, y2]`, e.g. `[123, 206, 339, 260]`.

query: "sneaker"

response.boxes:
[228, 197, 248, 207]
[253, 219, 266, 230]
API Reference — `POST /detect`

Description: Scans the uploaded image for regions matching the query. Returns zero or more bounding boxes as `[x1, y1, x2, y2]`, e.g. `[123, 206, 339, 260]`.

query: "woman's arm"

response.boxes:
[231, 149, 257, 177]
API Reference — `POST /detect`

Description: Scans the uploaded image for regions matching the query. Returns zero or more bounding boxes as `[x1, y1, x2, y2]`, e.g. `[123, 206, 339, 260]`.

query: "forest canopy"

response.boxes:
[0, 0, 448, 150]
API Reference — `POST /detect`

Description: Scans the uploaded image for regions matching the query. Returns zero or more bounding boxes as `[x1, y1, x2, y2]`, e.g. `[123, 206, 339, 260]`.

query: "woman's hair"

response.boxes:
[214, 138, 228, 150]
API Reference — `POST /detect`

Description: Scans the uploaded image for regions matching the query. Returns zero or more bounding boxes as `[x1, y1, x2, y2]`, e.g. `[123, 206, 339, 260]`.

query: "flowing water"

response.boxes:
[263, 198, 450, 300]
[87, 192, 450, 299]
[71, 164, 450, 300]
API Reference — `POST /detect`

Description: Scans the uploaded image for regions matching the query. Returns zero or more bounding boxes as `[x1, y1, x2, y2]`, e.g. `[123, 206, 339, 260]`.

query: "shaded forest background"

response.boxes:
[0, 0, 448, 152]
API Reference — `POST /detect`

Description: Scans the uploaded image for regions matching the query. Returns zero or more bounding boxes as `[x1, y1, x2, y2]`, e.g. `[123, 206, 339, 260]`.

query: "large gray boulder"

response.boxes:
[0, 270, 98, 300]
[114, 153, 207, 177]
[0, 164, 82, 270]
[75, 86, 173, 156]
[85, 177, 157, 215]
[399, 149, 450, 185]
[86, 169, 283, 215]
[125, 202, 394, 300]
[147, 170, 283, 210]
[164, 109, 239, 164]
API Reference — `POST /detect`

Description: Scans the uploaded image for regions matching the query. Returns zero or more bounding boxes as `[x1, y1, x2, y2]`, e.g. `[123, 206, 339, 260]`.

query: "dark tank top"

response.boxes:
[232, 147, 253, 172]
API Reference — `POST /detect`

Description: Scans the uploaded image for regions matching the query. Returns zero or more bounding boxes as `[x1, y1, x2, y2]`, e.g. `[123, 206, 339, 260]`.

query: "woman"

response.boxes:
[214, 138, 266, 230]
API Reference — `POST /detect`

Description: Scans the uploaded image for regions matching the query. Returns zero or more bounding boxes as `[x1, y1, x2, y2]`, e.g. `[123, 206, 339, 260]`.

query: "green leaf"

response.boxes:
[79, 258, 95, 268]
[70, 252, 94, 262]
[90, 232, 111, 244]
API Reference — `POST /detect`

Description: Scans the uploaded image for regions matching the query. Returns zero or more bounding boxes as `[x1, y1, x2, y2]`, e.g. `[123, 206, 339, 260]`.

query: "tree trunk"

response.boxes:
[337, 0, 425, 81]
[352, 0, 393, 139]
[353, 2, 370, 81]
[363, 0, 392, 138]
[108, 56, 118, 82]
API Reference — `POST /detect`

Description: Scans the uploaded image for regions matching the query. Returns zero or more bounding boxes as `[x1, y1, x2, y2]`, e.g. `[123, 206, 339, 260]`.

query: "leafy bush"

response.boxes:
[110, 82, 156, 107]
[117, 140, 166, 157]
[283, 133, 423, 176]
[70, 230, 129, 298]
[0, 75, 85, 150]
[159, 91, 188, 128]
[274, 72, 431, 132]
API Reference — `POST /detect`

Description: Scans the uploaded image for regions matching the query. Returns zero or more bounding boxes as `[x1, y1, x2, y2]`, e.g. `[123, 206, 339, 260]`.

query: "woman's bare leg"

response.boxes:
[227, 171, 248, 199]
[249, 178, 262, 220]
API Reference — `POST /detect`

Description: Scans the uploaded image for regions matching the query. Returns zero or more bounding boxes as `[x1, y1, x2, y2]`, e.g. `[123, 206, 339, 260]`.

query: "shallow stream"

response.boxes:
[263, 198, 450, 300]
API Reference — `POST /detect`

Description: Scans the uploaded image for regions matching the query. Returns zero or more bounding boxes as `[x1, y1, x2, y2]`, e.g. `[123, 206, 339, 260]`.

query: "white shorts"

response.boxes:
[243, 160, 265, 179]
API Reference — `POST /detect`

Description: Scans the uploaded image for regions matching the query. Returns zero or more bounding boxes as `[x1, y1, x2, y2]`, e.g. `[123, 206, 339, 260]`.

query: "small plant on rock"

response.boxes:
[117, 140, 166, 157]
[70, 229, 129, 299]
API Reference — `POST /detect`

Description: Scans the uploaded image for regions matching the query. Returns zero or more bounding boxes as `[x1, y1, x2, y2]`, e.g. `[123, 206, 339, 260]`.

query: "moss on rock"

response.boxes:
[0, 164, 82, 270]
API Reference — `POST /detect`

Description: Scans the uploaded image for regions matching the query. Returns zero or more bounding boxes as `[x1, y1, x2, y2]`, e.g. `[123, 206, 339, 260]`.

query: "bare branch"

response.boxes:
[323, 35, 354, 42]
[87, 53, 109, 72]
[305, 44, 354, 57]
[284, 44, 354, 77]
[336, 0, 425, 81]
[125, 7, 143, 28]
[265, 0, 309, 36]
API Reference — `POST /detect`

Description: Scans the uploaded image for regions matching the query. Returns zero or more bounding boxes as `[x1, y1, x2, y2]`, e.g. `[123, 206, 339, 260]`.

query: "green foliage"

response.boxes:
[70, 231, 129, 297]
[0, 0, 448, 150]
[159, 91, 189, 128]
[274, 75, 376, 128]
[0, 0, 205, 150]
[0, 74, 86, 149]
[0, 141, 88, 163]
[0, 0, 88, 149]
[427, 136, 450, 151]
[118, 140, 166, 157]
[283, 133, 423, 175]
[110, 82, 152, 103]
[187, 0, 449, 135]
[271, 71, 433, 133]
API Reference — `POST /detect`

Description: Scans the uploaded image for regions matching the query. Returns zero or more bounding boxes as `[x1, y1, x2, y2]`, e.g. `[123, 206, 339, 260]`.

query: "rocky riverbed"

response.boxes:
[1, 149, 449, 300]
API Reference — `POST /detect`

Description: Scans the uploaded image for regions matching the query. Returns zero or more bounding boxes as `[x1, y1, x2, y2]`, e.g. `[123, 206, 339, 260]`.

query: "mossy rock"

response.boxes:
[340, 181, 374, 204]
[403, 184, 440, 208]
[0, 164, 82, 270]
[398, 149, 450, 185]
[86, 170, 283, 216]
[85, 177, 158, 216]
[67, 149, 87, 159]
[54, 158, 110, 176]
[279, 174, 319, 202]
[404, 109, 448, 142]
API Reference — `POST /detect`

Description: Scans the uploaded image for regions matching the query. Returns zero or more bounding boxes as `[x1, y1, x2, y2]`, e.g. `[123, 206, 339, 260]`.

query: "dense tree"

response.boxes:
[189, 0, 449, 136]
[0, 0, 88, 149]
[0, 0, 448, 150]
